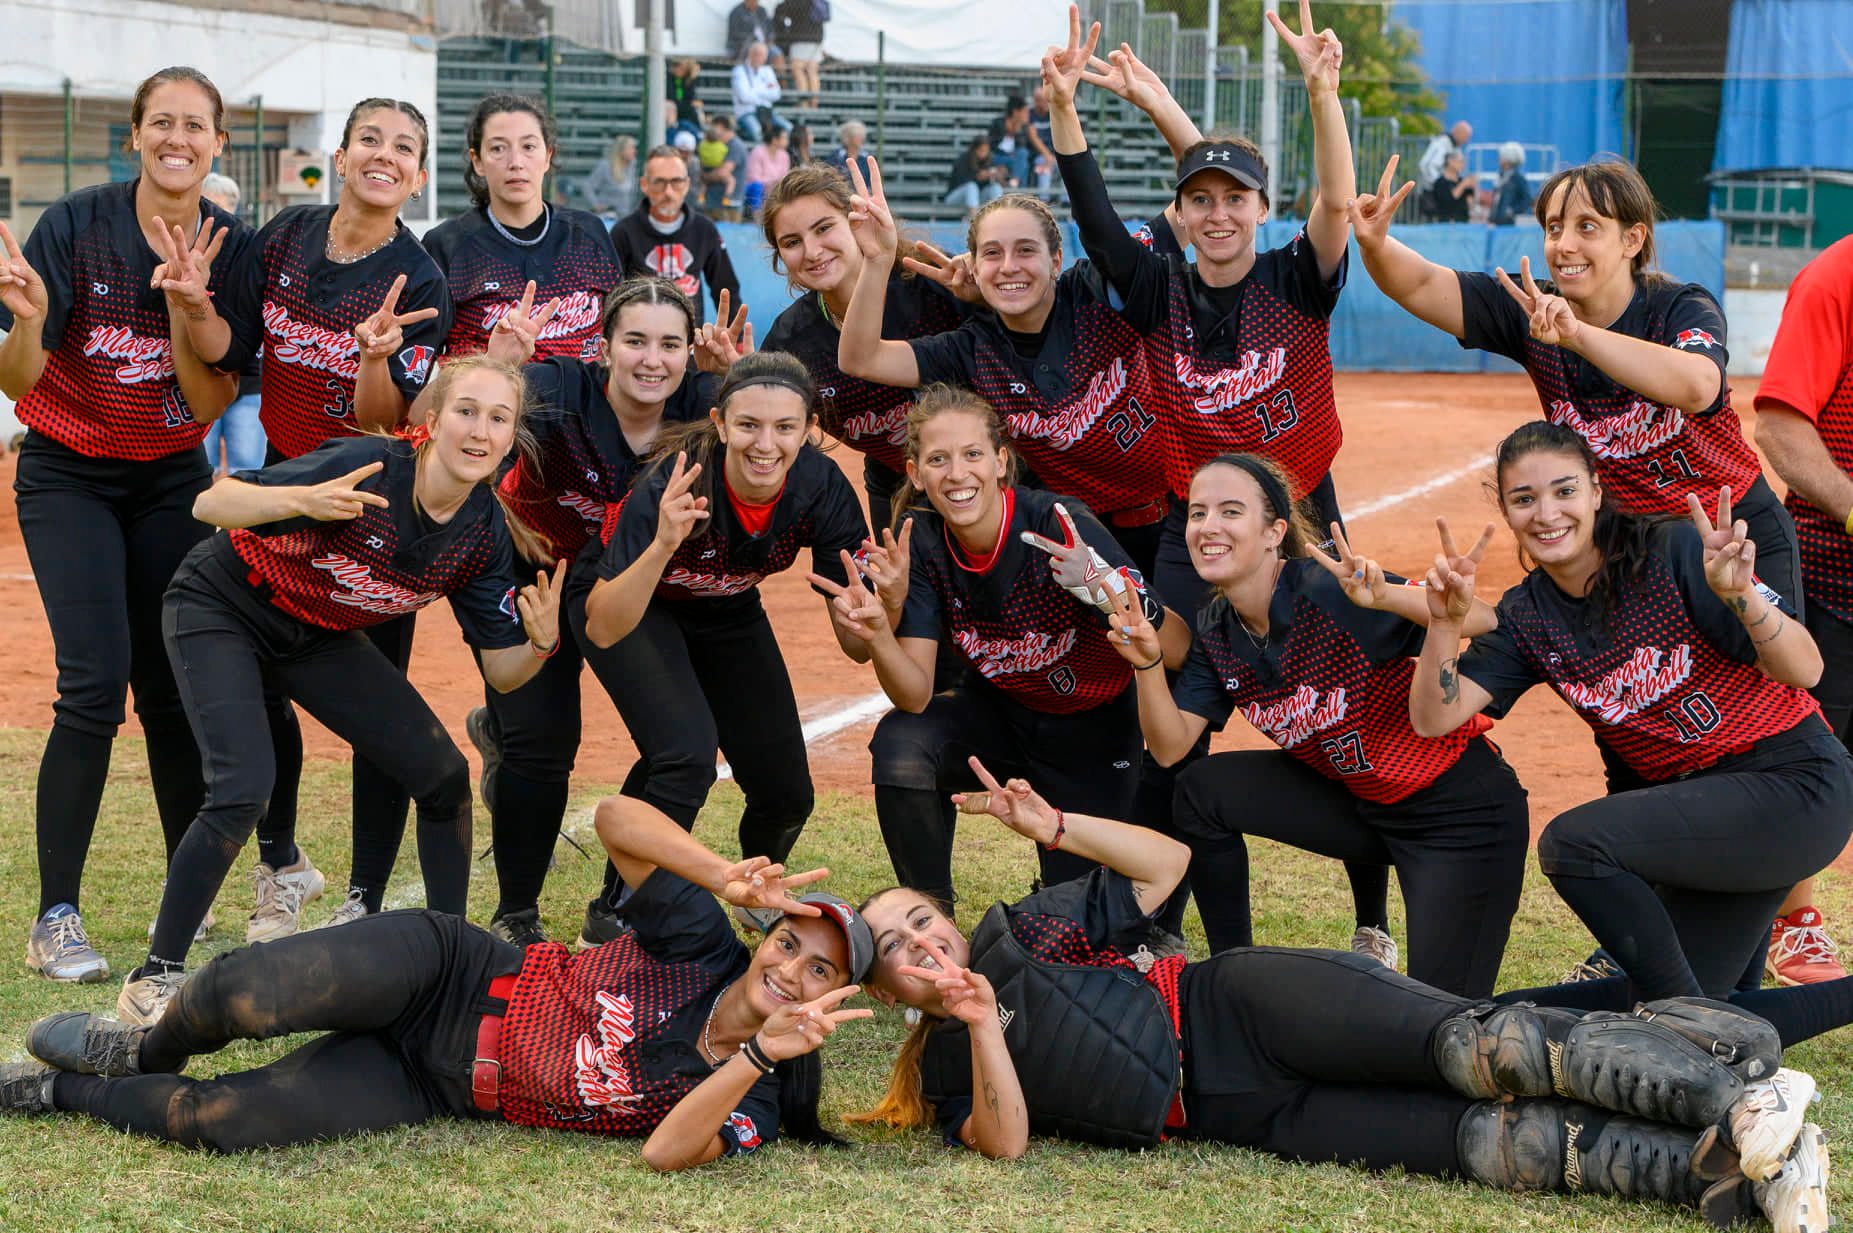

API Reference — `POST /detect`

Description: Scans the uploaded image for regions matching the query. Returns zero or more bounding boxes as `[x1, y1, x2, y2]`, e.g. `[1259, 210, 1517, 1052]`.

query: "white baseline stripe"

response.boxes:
[384, 455, 1490, 910]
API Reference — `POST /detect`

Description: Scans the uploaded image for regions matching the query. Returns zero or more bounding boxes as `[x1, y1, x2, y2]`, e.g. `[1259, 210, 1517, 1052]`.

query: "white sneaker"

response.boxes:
[319, 889, 369, 929]
[247, 852, 326, 943]
[1755, 1123, 1831, 1233]
[1733, 1068, 1818, 1181]
[116, 966, 187, 1027]
[25, 905, 109, 983]
[1350, 925, 1398, 971]
[147, 882, 215, 944]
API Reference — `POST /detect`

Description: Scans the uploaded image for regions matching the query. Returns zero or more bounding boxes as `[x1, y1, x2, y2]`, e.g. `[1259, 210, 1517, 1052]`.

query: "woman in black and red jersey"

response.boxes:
[199, 97, 455, 933]
[849, 767, 1828, 1229]
[1411, 420, 1853, 1003]
[836, 161, 1172, 577]
[421, 93, 619, 368]
[755, 162, 972, 525]
[577, 350, 869, 914]
[4, 792, 871, 1168]
[818, 386, 1183, 910]
[472, 278, 715, 950]
[1104, 452, 1529, 996]
[1350, 157, 1796, 611]
[0, 66, 273, 984]
[110, 356, 555, 1027]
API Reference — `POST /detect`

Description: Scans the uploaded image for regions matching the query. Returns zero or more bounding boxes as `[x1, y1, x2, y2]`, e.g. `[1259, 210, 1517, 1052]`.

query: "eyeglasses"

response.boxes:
[647, 176, 690, 188]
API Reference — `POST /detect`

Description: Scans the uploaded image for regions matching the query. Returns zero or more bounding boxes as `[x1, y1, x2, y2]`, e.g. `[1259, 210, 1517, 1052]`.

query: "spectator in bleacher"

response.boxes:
[699, 114, 752, 217]
[727, 0, 786, 72]
[987, 95, 1037, 188]
[789, 122, 816, 167]
[1417, 119, 1471, 193]
[197, 173, 267, 476]
[1029, 84, 1057, 197]
[668, 58, 708, 142]
[773, 0, 826, 107]
[1422, 149, 1475, 223]
[945, 134, 1007, 213]
[613, 144, 741, 323]
[1490, 141, 1534, 226]
[831, 119, 872, 184]
[674, 128, 702, 190]
[733, 41, 791, 145]
[582, 134, 639, 218]
[745, 128, 794, 213]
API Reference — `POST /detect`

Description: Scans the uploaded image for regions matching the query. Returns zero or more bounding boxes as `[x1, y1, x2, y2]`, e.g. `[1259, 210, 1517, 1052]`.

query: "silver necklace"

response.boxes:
[700, 990, 735, 1067]
[487, 202, 550, 248]
[325, 224, 396, 265]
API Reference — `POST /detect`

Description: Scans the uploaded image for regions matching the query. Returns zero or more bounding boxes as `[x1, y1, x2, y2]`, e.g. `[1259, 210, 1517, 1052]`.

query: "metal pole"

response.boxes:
[62, 78, 73, 195]
[252, 94, 265, 224]
[543, 8, 558, 201]
[1202, 0, 1218, 135]
[876, 30, 887, 163]
[645, 0, 666, 151]
[1259, 0, 1279, 207]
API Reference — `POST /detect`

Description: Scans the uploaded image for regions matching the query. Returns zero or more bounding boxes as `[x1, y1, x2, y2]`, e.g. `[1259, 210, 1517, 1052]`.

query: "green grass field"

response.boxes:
[0, 727, 1847, 1232]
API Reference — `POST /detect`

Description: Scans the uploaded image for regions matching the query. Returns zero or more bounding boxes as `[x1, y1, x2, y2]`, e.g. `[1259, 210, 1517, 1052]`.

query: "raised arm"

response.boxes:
[1690, 489, 1823, 688]
[1349, 155, 1468, 338]
[809, 541, 941, 710]
[895, 935, 1029, 1159]
[477, 561, 567, 694]
[1408, 553, 1497, 738]
[583, 453, 710, 648]
[1045, 10, 1152, 300]
[1078, 40, 1201, 253]
[192, 460, 389, 528]
[352, 273, 440, 431]
[1306, 519, 1500, 637]
[1269, 0, 1354, 278]
[835, 159, 922, 387]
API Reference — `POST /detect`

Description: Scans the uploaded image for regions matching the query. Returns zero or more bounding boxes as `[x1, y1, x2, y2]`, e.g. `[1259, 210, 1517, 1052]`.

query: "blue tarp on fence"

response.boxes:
[1714, 0, 1853, 174]
[713, 218, 1725, 374]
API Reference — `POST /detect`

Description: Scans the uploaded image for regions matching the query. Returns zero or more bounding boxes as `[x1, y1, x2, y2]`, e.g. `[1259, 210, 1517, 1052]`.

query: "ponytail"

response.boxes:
[774, 1050, 849, 1147]
[843, 1014, 936, 1131]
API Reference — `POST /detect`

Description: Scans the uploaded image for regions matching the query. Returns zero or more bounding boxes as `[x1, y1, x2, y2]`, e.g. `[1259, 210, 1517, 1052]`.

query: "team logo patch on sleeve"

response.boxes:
[398, 344, 437, 384]
[727, 1111, 762, 1149]
[1673, 328, 1719, 352]
[499, 586, 520, 622]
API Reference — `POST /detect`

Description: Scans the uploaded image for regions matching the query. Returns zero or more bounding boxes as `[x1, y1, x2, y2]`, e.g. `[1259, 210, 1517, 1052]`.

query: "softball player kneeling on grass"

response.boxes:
[3, 796, 870, 1167]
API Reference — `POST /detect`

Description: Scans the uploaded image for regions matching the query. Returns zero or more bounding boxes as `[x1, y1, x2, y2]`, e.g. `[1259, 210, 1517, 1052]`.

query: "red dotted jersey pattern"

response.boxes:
[215, 437, 525, 645]
[598, 444, 868, 601]
[229, 205, 452, 459]
[500, 360, 712, 564]
[1458, 271, 1759, 513]
[421, 205, 619, 361]
[761, 274, 967, 474]
[910, 262, 1171, 519]
[1459, 522, 1819, 780]
[1754, 236, 1853, 622]
[896, 488, 1157, 714]
[0, 180, 254, 460]
[496, 872, 779, 1149]
[1173, 560, 1490, 803]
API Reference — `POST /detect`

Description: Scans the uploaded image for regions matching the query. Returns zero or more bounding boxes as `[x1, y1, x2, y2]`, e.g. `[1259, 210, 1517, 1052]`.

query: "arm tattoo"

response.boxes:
[1438, 657, 1461, 705]
[1749, 606, 1774, 629]
[1727, 595, 1748, 617]
[1752, 614, 1786, 647]
[983, 1080, 1000, 1116]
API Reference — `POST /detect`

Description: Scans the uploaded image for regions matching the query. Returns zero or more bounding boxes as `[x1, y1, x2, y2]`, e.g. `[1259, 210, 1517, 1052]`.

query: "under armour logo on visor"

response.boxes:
[1204, 150, 1232, 162]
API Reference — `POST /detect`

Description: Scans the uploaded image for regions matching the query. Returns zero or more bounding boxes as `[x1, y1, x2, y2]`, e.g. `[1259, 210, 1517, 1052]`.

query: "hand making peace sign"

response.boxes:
[1688, 485, 1759, 602]
[717, 854, 832, 917]
[693, 288, 754, 376]
[1268, 0, 1344, 95]
[1346, 155, 1416, 249]
[844, 157, 899, 264]
[1424, 516, 1486, 624]
[1041, 5, 1103, 111]
[298, 460, 392, 521]
[653, 451, 711, 552]
[1304, 523, 1396, 610]
[354, 273, 441, 361]
[148, 217, 228, 319]
[486, 279, 562, 368]
[1496, 256, 1581, 348]
[0, 221, 49, 325]
[754, 984, 874, 1063]
[808, 548, 890, 644]
[897, 932, 1001, 1029]
[953, 755, 1064, 848]
[515, 559, 568, 654]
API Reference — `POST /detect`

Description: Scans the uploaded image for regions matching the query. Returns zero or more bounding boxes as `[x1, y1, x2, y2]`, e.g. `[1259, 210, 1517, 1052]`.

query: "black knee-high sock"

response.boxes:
[36, 725, 112, 915]
[414, 801, 472, 917]
[147, 824, 243, 969]
[141, 721, 205, 863]
[1347, 860, 1391, 933]
[348, 754, 409, 912]
[491, 769, 569, 917]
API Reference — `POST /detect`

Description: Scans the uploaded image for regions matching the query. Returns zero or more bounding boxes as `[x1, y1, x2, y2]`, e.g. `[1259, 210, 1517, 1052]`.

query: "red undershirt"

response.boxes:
[725, 474, 783, 535]
[946, 487, 1015, 574]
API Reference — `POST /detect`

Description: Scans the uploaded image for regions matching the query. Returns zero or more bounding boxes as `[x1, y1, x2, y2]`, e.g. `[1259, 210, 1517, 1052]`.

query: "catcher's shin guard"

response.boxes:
[1631, 997, 1780, 1083]
[1434, 1004, 1744, 1127]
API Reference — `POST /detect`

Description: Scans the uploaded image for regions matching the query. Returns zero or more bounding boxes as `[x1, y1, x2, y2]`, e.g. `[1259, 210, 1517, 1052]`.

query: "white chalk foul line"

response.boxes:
[386, 455, 1493, 910]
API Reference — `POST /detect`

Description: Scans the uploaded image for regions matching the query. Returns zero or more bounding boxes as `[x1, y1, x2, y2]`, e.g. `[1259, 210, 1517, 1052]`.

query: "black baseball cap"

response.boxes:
[1174, 142, 1267, 196]
[779, 892, 875, 984]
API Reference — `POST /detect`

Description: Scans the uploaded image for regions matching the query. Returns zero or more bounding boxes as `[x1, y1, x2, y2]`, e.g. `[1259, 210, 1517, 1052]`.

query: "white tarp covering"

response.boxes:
[648, 0, 1067, 65]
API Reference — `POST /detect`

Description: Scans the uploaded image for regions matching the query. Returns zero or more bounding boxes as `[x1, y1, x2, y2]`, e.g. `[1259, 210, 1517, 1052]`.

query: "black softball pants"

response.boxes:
[1173, 738, 1530, 997]
[54, 910, 519, 1151]
[14, 434, 300, 916]
[1178, 947, 1472, 1175]
[868, 681, 1141, 909]
[147, 558, 473, 965]
[573, 588, 813, 880]
[1539, 718, 1853, 1000]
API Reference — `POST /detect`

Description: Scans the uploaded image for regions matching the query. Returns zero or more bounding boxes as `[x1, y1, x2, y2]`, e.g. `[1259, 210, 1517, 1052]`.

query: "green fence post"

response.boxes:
[876, 30, 886, 163]
[62, 77, 73, 195]
[252, 94, 264, 224]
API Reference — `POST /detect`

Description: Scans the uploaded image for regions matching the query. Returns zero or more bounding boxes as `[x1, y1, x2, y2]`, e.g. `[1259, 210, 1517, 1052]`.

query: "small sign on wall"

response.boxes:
[277, 150, 327, 196]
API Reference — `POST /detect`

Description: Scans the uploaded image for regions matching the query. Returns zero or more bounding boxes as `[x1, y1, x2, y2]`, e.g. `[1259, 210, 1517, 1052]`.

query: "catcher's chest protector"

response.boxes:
[961, 901, 1182, 1148]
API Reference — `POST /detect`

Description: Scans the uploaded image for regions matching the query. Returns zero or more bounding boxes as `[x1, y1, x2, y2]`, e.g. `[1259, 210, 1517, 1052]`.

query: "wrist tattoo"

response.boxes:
[1438, 657, 1461, 705]
[1749, 606, 1774, 629]
[1752, 614, 1786, 647]
[1727, 595, 1748, 617]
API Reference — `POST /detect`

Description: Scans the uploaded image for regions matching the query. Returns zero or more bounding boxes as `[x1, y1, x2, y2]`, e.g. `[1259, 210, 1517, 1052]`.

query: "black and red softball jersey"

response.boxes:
[1172, 559, 1491, 803]
[224, 205, 452, 459]
[1457, 271, 1760, 514]
[1754, 236, 1853, 623]
[496, 869, 779, 1149]
[761, 272, 967, 474]
[421, 204, 618, 361]
[919, 868, 1183, 1145]
[895, 487, 1161, 714]
[1458, 521, 1819, 780]
[909, 263, 1170, 523]
[209, 436, 525, 646]
[501, 360, 714, 564]
[609, 203, 740, 323]
[0, 179, 254, 460]
[598, 443, 868, 601]
[1061, 150, 1346, 501]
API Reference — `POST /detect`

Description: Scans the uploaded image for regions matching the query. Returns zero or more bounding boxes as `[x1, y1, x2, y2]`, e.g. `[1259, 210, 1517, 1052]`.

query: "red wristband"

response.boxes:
[1043, 809, 1065, 851]
[531, 637, 560, 659]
